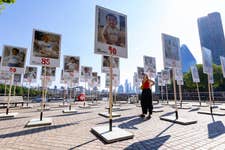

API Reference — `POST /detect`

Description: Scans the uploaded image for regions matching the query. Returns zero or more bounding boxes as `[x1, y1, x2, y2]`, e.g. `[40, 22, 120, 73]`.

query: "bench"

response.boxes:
[0, 96, 24, 107]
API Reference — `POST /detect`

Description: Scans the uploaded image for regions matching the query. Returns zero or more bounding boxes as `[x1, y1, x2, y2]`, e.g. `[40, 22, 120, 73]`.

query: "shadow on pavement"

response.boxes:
[118, 117, 145, 129]
[208, 120, 225, 139]
[160, 111, 175, 117]
[0, 116, 30, 121]
[188, 107, 200, 112]
[0, 122, 79, 138]
[124, 135, 171, 150]
[69, 138, 98, 150]
[97, 115, 137, 125]
[49, 111, 91, 117]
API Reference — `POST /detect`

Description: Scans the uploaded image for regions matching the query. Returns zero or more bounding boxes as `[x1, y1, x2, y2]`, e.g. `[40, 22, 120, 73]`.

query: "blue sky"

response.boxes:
[1, 0, 225, 89]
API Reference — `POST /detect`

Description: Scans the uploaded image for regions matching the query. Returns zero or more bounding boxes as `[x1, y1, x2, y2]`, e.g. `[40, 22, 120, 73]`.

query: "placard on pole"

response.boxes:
[160, 33, 197, 125]
[91, 5, 133, 143]
[0, 45, 27, 118]
[62, 55, 80, 113]
[26, 29, 61, 127]
[23, 66, 37, 107]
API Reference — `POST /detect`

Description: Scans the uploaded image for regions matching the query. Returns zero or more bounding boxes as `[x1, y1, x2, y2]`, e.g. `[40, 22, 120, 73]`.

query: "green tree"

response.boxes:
[0, 0, 16, 13]
[183, 64, 225, 91]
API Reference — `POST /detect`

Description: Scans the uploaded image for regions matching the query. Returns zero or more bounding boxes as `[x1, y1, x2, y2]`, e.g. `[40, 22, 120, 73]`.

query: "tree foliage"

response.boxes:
[0, 0, 16, 13]
[183, 64, 225, 91]
[0, 84, 41, 96]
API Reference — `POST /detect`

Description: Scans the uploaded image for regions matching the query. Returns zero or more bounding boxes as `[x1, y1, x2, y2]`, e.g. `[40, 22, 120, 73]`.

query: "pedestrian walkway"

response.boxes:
[0, 101, 225, 150]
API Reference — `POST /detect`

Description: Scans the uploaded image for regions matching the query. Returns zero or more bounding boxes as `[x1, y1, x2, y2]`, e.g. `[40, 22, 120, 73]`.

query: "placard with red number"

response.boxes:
[1, 45, 27, 74]
[143, 56, 156, 78]
[162, 33, 181, 68]
[30, 29, 61, 67]
[95, 5, 127, 58]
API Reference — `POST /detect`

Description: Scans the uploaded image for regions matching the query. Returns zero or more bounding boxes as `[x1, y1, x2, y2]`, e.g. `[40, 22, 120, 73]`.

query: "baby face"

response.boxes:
[108, 16, 117, 28]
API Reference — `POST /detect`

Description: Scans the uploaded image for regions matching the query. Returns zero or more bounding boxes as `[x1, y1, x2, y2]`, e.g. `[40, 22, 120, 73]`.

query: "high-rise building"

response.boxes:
[180, 44, 197, 72]
[197, 12, 225, 65]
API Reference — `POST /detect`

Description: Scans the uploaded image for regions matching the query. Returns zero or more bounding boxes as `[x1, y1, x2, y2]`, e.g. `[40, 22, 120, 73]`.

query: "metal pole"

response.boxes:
[166, 84, 169, 104]
[178, 84, 182, 108]
[172, 68, 178, 119]
[4, 80, 7, 96]
[109, 54, 113, 131]
[196, 82, 201, 106]
[13, 83, 16, 96]
[161, 85, 163, 102]
[27, 81, 31, 107]
[114, 87, 117, 105]
[211, 84, 214, 104]
[6, 73, 14, 115]
[69, 81, 72, 110]
[40, 65, 46, 121]
[208, 75, 212, 114]
[84, 78, 86, 107]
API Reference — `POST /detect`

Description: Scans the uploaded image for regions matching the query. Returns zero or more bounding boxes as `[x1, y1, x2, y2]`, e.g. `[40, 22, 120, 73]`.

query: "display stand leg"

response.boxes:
[69, 81, 72, 110]
[13, 83, 17, 96]
[109, 54, 113, 131]
[161, 86, 163, 102]
[166, 84, 169, 104]
[6, 74, 14, 115]
[27, 82, 31, 107]
[211, 84, 214, 105]
[172, 68, 178, 119]
[114, 88, 117, 105]
[196, 83, 201, 106]
[179, 84, 182, 108]
[84, 79, 86, 107]
[40, 65, 47, 121]
[208, 75, 212, 114]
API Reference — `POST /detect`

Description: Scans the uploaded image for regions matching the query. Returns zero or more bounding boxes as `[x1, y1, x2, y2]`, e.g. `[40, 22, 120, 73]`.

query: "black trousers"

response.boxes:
[141, 89, 153, 115]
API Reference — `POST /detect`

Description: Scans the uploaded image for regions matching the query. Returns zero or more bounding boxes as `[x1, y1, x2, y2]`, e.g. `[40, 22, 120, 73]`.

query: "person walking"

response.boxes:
[140, 74, 155, 119]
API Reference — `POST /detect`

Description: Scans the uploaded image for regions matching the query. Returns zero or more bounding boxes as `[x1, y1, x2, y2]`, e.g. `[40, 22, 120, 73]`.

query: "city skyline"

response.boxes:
[1, 0, 225, 90]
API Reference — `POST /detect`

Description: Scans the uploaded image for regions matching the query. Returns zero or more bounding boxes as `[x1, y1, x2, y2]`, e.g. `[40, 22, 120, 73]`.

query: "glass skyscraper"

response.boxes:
[180, 44, 197, 72]
[197, 12, 225, 65]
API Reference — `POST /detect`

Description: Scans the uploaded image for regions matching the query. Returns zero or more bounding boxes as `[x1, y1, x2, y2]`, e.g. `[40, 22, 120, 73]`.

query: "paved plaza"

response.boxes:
[0, 100, 225, 150]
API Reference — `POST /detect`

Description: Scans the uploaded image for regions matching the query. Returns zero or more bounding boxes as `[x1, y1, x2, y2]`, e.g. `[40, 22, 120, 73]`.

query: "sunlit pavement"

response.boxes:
[0, 101, 225, 150]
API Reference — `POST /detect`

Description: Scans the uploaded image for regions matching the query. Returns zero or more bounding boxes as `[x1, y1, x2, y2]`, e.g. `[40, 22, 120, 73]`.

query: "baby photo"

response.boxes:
[64, 56, 80, 72]
[32, 30, 61, 59]
[1, 45, 26, 68]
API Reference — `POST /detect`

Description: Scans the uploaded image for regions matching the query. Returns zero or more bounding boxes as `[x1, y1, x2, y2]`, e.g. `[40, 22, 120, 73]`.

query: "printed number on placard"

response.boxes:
[41, 58, 50, 65]
[108, 46, 117, 55]
[9, 68, 16, 73]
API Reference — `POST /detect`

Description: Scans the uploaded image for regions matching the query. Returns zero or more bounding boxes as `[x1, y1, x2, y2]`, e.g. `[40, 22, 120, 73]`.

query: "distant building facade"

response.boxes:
[197, 12, 225, 65]
[180, 44, 197, 72]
